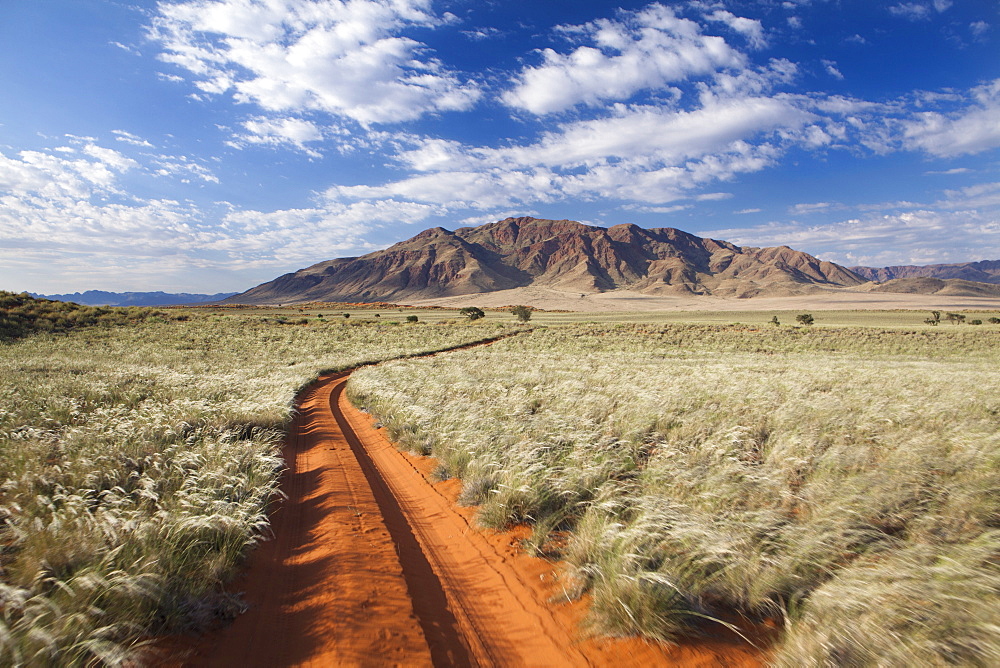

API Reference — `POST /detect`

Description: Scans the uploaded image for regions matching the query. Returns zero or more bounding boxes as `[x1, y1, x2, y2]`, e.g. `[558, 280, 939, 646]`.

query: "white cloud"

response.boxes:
[148, 0, 481, 125]
[822, 60, 844, 80]
[889, 2, 950, 20]
[926, 167, 972, 175]
[734, 207, 761, 214]
[705, 182, 1000, 266]
[901, 78, 1000, 157]
[704, 10, 767, 49]
[333, 96, 814, 208]
[622, 203, 692, 214]
[150, 156, 220, 184]
[229, 116, 328, 157]
[502, 3, 746, 114]
[970, 21, 990, 37]
[0, 137, 429, 292]
[112, 130, 155, 148]
[790, 201, 838, 215]
[889, 3, 932, 20]
[110, 41, 140, 56]
[461, 27, 502, 41]
[0, 143, 133, 200]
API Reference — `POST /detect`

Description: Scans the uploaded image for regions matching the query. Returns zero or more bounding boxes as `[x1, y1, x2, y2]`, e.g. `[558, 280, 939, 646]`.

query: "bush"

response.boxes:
[796, 313, 815, 326]
[406, 315, 419, 323]
[989, 317, 1000, 324]
[459, 307, 485, 321]
[511, 305, 532, 323]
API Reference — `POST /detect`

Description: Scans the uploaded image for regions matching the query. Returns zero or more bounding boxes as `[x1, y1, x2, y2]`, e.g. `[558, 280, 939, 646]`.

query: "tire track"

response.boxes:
[155, 336, 766, 667]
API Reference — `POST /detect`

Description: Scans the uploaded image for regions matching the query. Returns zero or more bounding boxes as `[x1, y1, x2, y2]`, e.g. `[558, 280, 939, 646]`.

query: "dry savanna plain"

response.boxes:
[1, 291, 999, 666]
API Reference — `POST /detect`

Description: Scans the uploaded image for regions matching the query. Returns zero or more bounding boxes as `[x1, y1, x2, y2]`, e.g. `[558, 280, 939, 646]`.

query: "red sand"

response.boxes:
[152, 371, 770, 666]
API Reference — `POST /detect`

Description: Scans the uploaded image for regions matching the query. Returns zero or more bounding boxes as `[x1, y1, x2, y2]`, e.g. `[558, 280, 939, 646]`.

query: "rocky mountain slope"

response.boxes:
[851, 260, 1000, 285]
[228, 217, 867, 304]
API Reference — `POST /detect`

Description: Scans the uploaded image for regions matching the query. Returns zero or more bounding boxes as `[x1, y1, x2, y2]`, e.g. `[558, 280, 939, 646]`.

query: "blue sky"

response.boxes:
[1, 0, 998, 293]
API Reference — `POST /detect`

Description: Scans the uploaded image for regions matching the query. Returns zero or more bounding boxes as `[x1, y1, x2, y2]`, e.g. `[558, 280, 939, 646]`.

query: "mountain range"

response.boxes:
[850, 260, 1000, 285]
[30, 219, 1000, 307]
[33, 290, 238, 307]
[227, 217, 867, 304]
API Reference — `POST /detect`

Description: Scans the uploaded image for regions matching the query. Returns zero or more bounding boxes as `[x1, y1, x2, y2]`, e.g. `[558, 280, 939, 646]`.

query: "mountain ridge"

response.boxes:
[850, 260, 1000, 285]
[227, 217, 867, 305]
[33, 290, 238, 307]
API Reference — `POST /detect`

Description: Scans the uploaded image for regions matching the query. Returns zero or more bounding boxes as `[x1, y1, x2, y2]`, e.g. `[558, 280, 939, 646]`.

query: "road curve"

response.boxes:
[158, 369, 766, 667]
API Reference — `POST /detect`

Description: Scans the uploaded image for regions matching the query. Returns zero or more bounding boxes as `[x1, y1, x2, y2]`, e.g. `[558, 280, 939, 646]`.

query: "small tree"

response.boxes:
[343, 312, 350, 319]
[925, 311, 941, 326]
[796, 313, 814, 326]
[459, 306, 485, 321]
[769, 315, 780, 326]
[989, 317, 1000, 324]
[511, 305, 532, 322]
[406, 315, 419, 323]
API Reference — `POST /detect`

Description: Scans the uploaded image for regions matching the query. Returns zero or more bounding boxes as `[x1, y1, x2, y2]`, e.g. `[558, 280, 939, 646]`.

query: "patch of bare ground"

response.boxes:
[403, 285, 1000, 312]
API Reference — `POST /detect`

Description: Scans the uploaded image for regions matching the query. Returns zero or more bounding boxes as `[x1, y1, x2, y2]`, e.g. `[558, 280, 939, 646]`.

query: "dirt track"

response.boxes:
[163, 368, 766, 666]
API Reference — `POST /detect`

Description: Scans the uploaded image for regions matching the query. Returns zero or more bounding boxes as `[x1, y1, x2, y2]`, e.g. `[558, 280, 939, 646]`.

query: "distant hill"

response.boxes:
[851, 259, 1000, 285]
[867, 277, 1000, 298]
[227, 217, 866, 305]
[33, 290, 237, 307]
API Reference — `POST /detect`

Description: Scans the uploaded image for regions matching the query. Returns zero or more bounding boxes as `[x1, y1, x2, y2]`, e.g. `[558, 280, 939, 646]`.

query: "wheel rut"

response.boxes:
[155, 343, 767, 667]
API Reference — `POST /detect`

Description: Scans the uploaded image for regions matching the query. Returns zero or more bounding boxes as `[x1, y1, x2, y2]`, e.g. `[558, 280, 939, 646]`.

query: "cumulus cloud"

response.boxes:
[900, 78, 1000, 156]
[148, 0, 481, 125]
[502, 3, 747, 114]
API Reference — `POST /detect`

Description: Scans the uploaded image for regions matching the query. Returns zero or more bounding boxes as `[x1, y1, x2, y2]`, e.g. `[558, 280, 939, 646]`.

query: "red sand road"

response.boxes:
[160, 371, 768, 667]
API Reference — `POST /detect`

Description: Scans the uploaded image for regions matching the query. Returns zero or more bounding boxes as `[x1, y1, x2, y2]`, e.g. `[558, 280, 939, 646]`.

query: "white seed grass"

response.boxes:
[348, 324, 1000, 664]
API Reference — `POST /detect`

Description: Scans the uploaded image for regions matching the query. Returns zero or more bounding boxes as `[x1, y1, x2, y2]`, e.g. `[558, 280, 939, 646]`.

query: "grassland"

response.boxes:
[0, 297, 517, 666]
[348, 323, 1000, 666]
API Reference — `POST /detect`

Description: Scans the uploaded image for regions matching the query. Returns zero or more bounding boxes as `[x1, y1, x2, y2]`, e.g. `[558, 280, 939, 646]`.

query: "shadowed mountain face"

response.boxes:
[851, 260, 1000, 285]
[227, 217, 867, 304]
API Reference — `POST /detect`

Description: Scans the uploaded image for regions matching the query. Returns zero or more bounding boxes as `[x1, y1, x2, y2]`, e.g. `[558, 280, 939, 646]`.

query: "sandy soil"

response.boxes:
[152, 367, 769, 666]
[404, 286, 1000, 312]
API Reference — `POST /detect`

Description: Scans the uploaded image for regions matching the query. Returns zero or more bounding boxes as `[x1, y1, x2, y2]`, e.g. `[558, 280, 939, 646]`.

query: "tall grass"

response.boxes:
[0, 309, 514, 665]
[348, 323, 1000, 665]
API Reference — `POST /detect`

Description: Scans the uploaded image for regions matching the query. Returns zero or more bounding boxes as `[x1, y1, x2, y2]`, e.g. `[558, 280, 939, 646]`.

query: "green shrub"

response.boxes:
[459, 307, 485, 321]
[510, 305, 532, 322]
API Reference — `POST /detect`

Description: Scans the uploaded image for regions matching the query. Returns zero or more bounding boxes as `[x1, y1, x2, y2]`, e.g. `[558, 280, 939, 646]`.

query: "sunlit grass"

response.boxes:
[0, 310, 515, 665]
[348, 323, 1000, 665]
